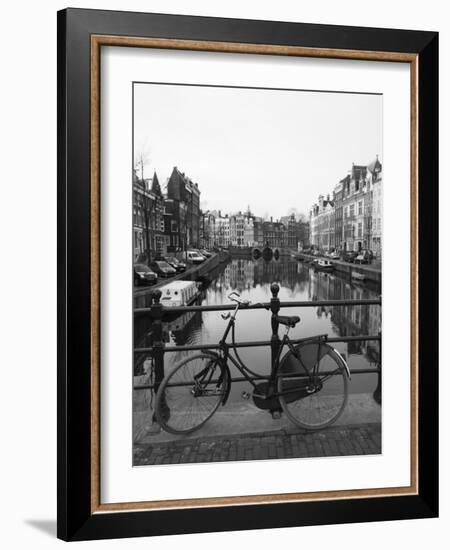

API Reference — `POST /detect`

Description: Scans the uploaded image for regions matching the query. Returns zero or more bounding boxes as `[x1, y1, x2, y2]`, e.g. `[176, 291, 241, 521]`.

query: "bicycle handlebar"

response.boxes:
[227, 292, 271, 310]
[228, 292, 250, 306]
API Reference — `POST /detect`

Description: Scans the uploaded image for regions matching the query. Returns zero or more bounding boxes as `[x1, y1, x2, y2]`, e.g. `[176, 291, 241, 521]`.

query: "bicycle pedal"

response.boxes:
[271, 410, 282, 420]
[241, 391, 251, 400]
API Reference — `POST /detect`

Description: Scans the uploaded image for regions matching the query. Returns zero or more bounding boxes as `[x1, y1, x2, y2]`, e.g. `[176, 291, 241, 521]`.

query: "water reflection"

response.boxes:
[134, 257, 381, 402]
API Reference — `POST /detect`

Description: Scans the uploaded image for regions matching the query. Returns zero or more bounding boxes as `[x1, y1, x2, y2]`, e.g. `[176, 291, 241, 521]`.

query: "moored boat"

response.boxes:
[314, 259, 335, 272]
[351, 271, 366, 281]
[292, 252, 304, 261]
[159, 280, 200, 308]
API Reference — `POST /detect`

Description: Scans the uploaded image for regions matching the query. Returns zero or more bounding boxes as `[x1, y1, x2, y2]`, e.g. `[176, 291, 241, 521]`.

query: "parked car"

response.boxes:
[354, 250, 371, 264]
[340, 251, 358, 263]
[199, 249, 212, 258]
[149, 260, 177, 278]
[329, 251, 340, 260]
[186, 250, 206, 264]
[134, 264, 157, 286]
[192, 248, 209, 259]
[164, 256, 187, 272]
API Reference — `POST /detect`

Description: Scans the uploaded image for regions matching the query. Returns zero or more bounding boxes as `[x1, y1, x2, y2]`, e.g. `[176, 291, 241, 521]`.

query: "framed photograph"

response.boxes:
[57, 8, 438, 541]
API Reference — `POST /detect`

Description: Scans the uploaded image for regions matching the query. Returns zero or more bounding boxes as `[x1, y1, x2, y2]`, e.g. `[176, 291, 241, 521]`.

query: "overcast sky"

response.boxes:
[134, 83, 382, 219]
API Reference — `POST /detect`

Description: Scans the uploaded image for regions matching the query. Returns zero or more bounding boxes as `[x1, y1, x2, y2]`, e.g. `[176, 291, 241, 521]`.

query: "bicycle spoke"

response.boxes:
[318, 366, 342, 384]
[278, 343, 348, 430]
[156, 354, 227, 434]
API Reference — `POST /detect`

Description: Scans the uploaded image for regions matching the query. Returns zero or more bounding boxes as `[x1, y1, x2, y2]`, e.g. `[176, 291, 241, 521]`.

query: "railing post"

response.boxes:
[373, 330, 382, 404]
[270, 282, 281, 374]
[150, 289, 171, 422]
[151, 289, 164, 392]
[378, 329, 382, 363]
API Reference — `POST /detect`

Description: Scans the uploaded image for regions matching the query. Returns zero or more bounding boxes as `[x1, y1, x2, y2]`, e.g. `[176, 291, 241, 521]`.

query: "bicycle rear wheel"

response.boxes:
[155, 353, 228, 435]
[277, 342, 348, 430]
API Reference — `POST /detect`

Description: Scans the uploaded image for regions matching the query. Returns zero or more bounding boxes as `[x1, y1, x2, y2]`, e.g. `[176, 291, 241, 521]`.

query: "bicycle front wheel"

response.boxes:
[277, 342, 348, 430]
[155, 353, 228, 435]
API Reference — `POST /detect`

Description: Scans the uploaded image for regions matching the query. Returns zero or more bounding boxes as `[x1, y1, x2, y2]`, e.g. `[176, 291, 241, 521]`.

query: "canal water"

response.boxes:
[135, 256, 381, 406]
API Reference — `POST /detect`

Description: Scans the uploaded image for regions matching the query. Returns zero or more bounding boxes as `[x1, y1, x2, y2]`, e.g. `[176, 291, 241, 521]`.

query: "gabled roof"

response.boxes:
[166, 167, 183, 200]
[368, 156, 382, 174]
[151, 172, 162, 195]
[167, 166, 200, 200]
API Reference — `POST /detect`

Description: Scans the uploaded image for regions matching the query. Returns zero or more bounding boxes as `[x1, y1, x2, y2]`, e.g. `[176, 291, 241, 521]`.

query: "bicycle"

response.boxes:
[155, 291, 351, 435]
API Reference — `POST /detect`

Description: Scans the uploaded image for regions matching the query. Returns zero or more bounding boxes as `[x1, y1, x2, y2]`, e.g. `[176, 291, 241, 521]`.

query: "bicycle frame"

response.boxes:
[216, 302, 330, 400]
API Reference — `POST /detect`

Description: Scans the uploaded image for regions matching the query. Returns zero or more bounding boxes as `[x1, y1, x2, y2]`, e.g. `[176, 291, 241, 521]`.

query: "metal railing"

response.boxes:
[134, 282, 381, 391]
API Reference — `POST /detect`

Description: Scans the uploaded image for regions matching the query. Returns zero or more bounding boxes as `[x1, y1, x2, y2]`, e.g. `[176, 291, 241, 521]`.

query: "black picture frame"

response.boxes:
[57, 7, 438, 541]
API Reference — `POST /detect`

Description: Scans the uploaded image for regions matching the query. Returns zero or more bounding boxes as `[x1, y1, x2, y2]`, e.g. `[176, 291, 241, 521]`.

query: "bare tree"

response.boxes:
[134, 145, 154, 263]
[134, 144, 151, 181]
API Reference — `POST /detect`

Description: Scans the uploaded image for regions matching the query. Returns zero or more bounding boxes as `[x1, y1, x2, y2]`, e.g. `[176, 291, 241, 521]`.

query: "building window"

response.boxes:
[358, 201, 363, 215]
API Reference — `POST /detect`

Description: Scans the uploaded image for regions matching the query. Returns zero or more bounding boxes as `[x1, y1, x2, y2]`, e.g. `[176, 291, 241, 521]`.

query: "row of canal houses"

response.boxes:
[201, 210, 310, 250]
[133, 166, 201, 261]
[309, 157, 383, 257]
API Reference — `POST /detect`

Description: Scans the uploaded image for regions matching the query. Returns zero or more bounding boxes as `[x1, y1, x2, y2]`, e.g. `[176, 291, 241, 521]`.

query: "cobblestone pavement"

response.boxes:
[134, 422, 381, 465]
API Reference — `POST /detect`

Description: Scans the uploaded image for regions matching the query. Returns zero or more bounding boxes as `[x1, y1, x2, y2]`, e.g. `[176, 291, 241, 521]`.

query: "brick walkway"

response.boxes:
[134, 422, 381, 466]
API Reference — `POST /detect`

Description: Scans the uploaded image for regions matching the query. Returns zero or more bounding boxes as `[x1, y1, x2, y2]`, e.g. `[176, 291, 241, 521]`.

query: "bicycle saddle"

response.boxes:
[275, 315, 300, 328]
